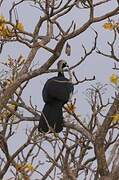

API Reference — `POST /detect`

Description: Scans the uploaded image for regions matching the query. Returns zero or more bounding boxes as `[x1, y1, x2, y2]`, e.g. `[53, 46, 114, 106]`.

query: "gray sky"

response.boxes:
[0, 0, 119, 179]
[0, 0, 118, 143]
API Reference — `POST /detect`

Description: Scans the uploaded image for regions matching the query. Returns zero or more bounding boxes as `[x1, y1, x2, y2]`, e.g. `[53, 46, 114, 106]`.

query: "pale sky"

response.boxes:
[0, 0, 119, 179]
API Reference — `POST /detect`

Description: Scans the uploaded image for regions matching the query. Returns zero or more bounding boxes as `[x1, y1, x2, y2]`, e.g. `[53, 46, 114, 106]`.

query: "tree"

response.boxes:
[0, 0, 119, 179]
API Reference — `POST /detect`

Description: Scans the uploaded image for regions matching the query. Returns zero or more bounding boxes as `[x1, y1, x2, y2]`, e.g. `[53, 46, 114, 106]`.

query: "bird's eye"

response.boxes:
[62, 62, 67, 68]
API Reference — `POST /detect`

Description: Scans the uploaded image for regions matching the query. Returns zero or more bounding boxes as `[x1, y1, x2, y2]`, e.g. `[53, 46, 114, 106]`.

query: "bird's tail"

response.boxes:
[38, 101, 63, 133]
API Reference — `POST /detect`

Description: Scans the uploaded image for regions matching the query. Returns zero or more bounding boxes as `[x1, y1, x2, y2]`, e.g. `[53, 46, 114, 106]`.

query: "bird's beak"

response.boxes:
[63, 65, 69, 71]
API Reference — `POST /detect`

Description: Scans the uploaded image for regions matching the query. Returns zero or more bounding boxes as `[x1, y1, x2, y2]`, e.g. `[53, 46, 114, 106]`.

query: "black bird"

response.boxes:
[38, 60, 74, 133]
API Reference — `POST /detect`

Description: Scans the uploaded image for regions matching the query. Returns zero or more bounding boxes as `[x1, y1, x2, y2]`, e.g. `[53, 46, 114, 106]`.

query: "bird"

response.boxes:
[38, 60, 74, 133]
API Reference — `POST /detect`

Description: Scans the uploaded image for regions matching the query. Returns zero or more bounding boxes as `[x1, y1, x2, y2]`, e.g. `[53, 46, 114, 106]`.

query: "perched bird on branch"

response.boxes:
[38, 60, 74, 133]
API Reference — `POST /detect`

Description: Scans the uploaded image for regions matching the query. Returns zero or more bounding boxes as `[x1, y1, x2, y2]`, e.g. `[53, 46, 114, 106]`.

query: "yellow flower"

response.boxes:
[2, 26, 13, 38]
[109, 74, 119, 84]
[8, 104, 16, 110]
[0, 104, 16, 120]
[111, 114, 119, 122]
[0, 15, 6, 24]
[16, 164, 22, 171]
[16, 163, 34, 173]
[1, 111, 11, 119]
[0, 16, 13, 39]
[24, 163, 34, 172]
[0, 24, 5, 38]
[103, 23, 114, 30]
[67, 102, 76, 113]
[16, 22, 24, 31]
[0, 15, 6, 33]
[0, 23, 5, 31]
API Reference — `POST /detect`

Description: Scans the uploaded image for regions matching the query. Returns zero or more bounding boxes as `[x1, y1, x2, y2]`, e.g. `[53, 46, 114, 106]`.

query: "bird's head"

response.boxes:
[57, 60, 69, 74]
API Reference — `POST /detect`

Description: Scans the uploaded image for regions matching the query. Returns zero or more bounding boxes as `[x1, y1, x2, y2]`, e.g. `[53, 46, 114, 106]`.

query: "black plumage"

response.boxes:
[38, 60, 74, 133]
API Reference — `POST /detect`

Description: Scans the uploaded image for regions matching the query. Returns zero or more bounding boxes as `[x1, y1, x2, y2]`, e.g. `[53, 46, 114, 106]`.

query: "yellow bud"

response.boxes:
[8, 104, 16, 110]
[111, 114, 119, 122]
[109, 74, 119, 85]
[0, 15, 5, 20]
[16, 163, 23, 172]
[0, 23, 5, 30]
[0, 24, 5, 37]
[16, 22, 24, 31]
[103, 23, 114, 30]
[0, 16, 6, 37]
[24, 163, 34, 172]
[0, 15, 6, 24]
[2, 26, 13, 38]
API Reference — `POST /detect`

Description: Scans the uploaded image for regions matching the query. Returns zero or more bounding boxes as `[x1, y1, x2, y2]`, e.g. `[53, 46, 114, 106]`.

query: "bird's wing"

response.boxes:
[42, 77, 74, 104]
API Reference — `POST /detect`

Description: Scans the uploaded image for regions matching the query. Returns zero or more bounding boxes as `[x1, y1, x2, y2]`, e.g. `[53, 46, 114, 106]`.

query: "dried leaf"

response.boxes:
[65, 42, 71, 56]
